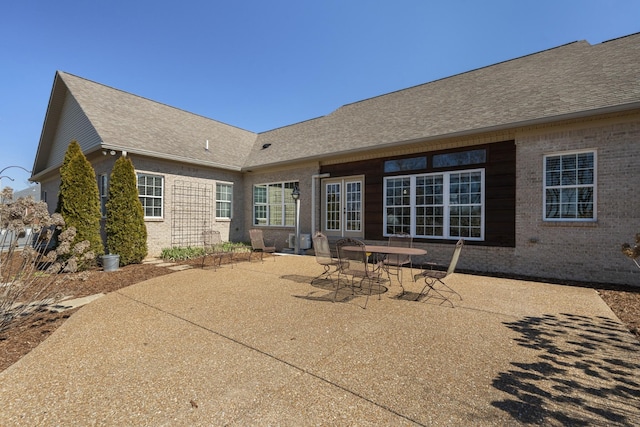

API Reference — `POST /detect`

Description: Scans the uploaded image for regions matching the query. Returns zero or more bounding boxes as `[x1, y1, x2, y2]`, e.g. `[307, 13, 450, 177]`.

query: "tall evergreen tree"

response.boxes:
[55, 139, 83, 214]
[57, 140, 104, 258]
[106, 155, 147, 265]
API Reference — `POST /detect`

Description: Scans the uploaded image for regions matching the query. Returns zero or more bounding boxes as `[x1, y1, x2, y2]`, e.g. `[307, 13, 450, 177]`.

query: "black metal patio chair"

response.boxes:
[336, 238, 384, 308]
[311, 232, 344, 285]
[382, 233, 413, 286]
[413, 239, 464, 306]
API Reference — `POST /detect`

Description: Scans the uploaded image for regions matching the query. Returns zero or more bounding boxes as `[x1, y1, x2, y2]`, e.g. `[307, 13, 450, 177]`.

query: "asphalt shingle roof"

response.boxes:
[245, 33, 640, 169]
[58, 72, 257, 171]
[37, 33, 640, 174]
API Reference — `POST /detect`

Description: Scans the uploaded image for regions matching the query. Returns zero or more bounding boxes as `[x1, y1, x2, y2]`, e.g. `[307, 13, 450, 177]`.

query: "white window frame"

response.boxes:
[215, 182, 233, 220]
[98, 174, 108, 218]
[253, 181, 298, 227]
[384, 168, 485, 241]
[543, 150, 597, 222]
[137, 173, 164, 219]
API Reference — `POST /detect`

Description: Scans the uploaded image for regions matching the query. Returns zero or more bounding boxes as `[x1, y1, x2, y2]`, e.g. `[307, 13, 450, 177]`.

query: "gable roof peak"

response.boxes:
[56, 71, 250, 132]
[33, 71, 258, 174]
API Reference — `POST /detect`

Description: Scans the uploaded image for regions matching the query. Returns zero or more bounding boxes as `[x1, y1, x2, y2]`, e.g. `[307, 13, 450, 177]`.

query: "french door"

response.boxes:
[322, 176, 364, 238]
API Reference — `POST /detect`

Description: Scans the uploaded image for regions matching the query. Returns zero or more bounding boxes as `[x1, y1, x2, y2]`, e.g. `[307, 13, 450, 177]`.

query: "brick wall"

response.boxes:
[363, 114, 640, 286]
[510, 116, 640, 285]
[135, 157, 244, 256]
[243, 164, 319, 251]
[37, 116, 640, 285]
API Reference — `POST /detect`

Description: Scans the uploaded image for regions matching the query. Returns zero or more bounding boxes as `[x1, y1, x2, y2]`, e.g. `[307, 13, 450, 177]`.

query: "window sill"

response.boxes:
[541, 220, 598, 228]
[144, 217, 164, 222]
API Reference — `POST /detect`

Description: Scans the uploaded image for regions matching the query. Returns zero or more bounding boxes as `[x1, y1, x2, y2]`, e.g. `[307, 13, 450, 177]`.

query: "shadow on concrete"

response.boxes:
[492, 313, 640, 426]
[284, 274, 387, 308]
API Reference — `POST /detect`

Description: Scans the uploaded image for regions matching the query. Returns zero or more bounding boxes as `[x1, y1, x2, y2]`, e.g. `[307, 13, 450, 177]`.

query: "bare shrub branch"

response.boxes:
[1, 189, 94, 334]
[621, 233, 640, 270]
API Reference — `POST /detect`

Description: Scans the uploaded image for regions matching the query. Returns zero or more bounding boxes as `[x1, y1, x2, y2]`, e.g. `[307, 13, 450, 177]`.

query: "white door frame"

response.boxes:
[321, 175, 364, 238]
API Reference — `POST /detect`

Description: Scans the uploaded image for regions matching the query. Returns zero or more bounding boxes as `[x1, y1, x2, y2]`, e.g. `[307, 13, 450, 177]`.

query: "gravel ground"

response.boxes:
[1, 254, 638, 372]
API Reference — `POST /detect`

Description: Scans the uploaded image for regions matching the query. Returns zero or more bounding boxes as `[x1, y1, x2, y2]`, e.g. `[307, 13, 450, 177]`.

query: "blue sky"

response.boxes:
[1, 0, 638, 191]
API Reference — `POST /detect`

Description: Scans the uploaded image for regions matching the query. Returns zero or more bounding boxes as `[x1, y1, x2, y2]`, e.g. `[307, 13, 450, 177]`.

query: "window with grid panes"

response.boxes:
[137, 174, 163, 218]
[216, 183, 232, 219]
[253, 181, 298, 226]
[98, 174, 108, 218]
[385, 177, 411, 235]
[544, 151, 595, 220]
[384, 169, 484, 240]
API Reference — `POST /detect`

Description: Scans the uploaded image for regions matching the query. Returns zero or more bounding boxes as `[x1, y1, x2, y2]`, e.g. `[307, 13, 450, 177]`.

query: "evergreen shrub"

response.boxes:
[57, 140, 104, 261]
[105, 155, 147, 265]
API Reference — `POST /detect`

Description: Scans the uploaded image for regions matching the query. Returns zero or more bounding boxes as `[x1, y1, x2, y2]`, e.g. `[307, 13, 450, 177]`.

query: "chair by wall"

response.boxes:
[202, 230, 228, 270]
[249, 229, 276, 262]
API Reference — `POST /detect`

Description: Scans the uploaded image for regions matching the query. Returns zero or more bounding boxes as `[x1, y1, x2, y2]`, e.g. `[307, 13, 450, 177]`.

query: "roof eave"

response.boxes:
[90, 145, 244, 172]
[242, 102, 640, 172]
[30, 145, 243, 182]
[30, 72, 66, 181]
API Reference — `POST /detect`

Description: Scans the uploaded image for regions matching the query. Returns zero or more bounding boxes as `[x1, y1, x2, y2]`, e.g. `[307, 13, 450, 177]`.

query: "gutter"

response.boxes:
[89, 146, 243, 171]
[30, 145, 243, 183]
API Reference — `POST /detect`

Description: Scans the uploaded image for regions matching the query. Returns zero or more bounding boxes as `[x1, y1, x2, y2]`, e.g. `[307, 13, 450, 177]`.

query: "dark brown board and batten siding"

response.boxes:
[320, 140, 516, 247]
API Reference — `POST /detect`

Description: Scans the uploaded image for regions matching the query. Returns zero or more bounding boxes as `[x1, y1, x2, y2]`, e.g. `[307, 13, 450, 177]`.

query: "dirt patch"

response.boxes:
[597, 287, 640, 337]
[1, 256, 638, 372]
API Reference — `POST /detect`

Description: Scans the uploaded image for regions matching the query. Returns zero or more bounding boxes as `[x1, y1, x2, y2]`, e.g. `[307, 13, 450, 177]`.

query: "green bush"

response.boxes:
[56, 140, 104, 261]
[105, 156, 148, 265]
[161, 247, 205, 261]
[160, 242, 251, 261]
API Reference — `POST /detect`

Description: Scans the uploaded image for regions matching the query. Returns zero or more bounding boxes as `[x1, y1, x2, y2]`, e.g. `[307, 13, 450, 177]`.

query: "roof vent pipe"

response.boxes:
[205, 140, 209, 151]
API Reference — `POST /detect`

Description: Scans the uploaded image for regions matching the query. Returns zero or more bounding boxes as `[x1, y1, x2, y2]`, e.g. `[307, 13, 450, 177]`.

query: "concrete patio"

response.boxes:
[0, 255, 638, 426]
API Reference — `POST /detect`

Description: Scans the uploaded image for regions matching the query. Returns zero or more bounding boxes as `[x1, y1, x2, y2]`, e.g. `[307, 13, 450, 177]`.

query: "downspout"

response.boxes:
[311, 173, 330, 235]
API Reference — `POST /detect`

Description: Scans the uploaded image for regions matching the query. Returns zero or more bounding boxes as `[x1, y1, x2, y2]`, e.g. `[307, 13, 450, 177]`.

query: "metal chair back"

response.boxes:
[386, 233, 413, 266]
[335, 238, 383, 308]
[336, 238, 369, 279]
[312, 232, 334, 266]
[446, 239, 464, 277]
[311, 232, 342, 284]
[202, 230, 225, 270]
[249, 229, 276, 262]
[249, 229, 267, 251]
[203, 230, 222, 248]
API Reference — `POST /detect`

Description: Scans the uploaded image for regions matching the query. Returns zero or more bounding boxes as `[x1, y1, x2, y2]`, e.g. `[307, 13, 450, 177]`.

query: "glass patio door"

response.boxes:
[322, 176, 364, 238]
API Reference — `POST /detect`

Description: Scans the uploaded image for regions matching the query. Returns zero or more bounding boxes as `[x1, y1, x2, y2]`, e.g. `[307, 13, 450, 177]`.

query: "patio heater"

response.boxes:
[291, 185, 301, 255]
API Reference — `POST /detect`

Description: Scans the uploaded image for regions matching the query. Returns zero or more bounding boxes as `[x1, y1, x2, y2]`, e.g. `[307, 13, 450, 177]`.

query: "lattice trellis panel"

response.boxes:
[171, 180, 214, 247]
